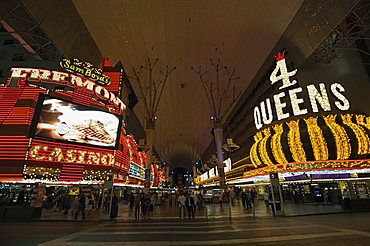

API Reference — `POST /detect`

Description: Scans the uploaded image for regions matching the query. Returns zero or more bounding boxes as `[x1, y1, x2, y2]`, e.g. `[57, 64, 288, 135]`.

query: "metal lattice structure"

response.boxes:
[0, 0, 61, 61]
[308, 1, 370, 64]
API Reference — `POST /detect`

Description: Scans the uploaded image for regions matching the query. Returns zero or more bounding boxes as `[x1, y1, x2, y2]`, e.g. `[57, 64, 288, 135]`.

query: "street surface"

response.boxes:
[1, 213, 370, 245]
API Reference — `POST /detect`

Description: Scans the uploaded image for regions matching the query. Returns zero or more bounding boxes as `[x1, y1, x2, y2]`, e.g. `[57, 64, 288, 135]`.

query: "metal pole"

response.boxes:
[270, 186, 277, 216]
[145, 122, 155, 188]
[108, 186, 114, 218]
[213, 125, 225, 189]
[278, 184, 284, 215]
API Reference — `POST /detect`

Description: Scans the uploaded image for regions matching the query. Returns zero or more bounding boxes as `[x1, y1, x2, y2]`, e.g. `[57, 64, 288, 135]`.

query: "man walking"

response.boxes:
[134, 193, 141, 221]
[177, 193, 186, 219]
[342, 188, 351, 210]
[74, 193, 86, 220]
[186, 193, 195, 219]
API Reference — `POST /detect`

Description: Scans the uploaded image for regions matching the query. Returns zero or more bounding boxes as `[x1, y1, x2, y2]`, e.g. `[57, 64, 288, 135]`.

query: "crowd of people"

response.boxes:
[129, 192, 167, 220]
[0, 185, 356, 221]
[42, 189, 118, 220]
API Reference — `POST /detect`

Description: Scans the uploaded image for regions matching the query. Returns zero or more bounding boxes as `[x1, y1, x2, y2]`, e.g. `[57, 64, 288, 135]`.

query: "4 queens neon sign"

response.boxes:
[253, 51, 350, 130]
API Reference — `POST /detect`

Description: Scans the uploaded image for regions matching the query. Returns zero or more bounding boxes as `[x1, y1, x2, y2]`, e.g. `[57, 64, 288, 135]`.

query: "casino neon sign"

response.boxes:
[29, 145, 117, 166]
[253, 51, 350, 130]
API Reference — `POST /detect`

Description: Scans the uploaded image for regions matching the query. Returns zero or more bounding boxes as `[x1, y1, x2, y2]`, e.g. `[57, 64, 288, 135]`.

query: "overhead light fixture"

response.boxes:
[223, 138, 240, 152]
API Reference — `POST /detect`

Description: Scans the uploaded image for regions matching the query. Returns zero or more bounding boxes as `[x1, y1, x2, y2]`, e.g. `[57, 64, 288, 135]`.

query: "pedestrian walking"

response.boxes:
[74, 193, 86, 220]
[246, 191, 251, 210]
[342, 188, 351, 210]
[142, 194, 151, 219]
[177, 193, 186, 219]
[191, 193, 199, 213]
[241, 191, 247, 208]
[134, 193, 141, 221]
[63, 193, 71, 215]
[229, 190, 236, 205]
[129, 193, 134, 210]
[186, 193, 195, 219]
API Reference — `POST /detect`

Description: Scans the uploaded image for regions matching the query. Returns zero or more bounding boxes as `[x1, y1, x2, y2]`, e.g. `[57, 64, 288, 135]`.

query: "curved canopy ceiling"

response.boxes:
[71, 0, 304, 162]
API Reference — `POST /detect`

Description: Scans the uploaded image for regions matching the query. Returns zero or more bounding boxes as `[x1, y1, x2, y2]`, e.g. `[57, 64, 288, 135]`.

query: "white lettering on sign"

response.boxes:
[289, 87, 307, 116]
[273, 92, 290, 121]
[307, 83, 331, 113]
[5, 68, 126, 112]
[270, 51, 297, 89]
[253, 52, 350, 130]
[331, 83, 350, 111]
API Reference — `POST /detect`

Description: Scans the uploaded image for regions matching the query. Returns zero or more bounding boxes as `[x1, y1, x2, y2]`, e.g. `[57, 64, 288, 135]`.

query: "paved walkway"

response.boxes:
[38, 199, 344, 221]
[34, 213, 370, 246]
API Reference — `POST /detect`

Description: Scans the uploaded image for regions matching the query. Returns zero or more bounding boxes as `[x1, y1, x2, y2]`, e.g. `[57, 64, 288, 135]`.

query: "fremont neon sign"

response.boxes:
[253, 51, 350, 130]
[4, 68, 126, 112]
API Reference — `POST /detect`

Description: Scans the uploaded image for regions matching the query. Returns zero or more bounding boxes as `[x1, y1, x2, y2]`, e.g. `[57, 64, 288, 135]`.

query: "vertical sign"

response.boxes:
[269, 172, 284, 216]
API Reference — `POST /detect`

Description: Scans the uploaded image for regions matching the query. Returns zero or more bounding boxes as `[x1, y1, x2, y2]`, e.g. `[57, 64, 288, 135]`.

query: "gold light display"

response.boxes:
[250, 114, 370, 168]
[323, 115, 351, 160]
[243, 160, 370, 178]
[356, 115, 370, 132]
[304, 117, 328, 161]
[65, 149, 77, 163]
[47, 148, 64, 162]
[250, 132, 263, 167]
[23, 167, 60, 181]
[342, 114, 369, 156]
[29, 145, 48, 160]
[287, 119, 307, 162]
[259, 128, 274, 166]
[271, 123, 288, 164]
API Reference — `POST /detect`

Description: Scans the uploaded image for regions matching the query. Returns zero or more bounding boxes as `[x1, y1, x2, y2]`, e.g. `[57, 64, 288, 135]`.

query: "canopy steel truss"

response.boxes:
[0, 0, 61, 61]
[308, 1, 370, 64]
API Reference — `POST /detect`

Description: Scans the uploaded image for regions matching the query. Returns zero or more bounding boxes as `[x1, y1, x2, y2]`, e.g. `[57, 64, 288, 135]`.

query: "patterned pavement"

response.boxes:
[36, 214, 370, 246]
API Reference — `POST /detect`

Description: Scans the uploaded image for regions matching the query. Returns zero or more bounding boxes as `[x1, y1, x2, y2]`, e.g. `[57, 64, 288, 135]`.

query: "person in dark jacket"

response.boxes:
[186, 193, 195, 219]
[129, 193, 134, 210]
[63, 193, 71, 215]
[241, 191, 247, 208]
[74, 193, 86, 220]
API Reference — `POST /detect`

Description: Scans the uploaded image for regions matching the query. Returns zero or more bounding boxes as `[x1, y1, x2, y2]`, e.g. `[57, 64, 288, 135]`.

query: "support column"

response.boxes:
[145, 119, 155, 188]
[213, 120, 225, 189]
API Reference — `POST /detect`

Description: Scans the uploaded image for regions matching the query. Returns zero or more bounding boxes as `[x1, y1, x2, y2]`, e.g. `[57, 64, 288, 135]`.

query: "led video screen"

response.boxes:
[30, 95, 122, 149]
